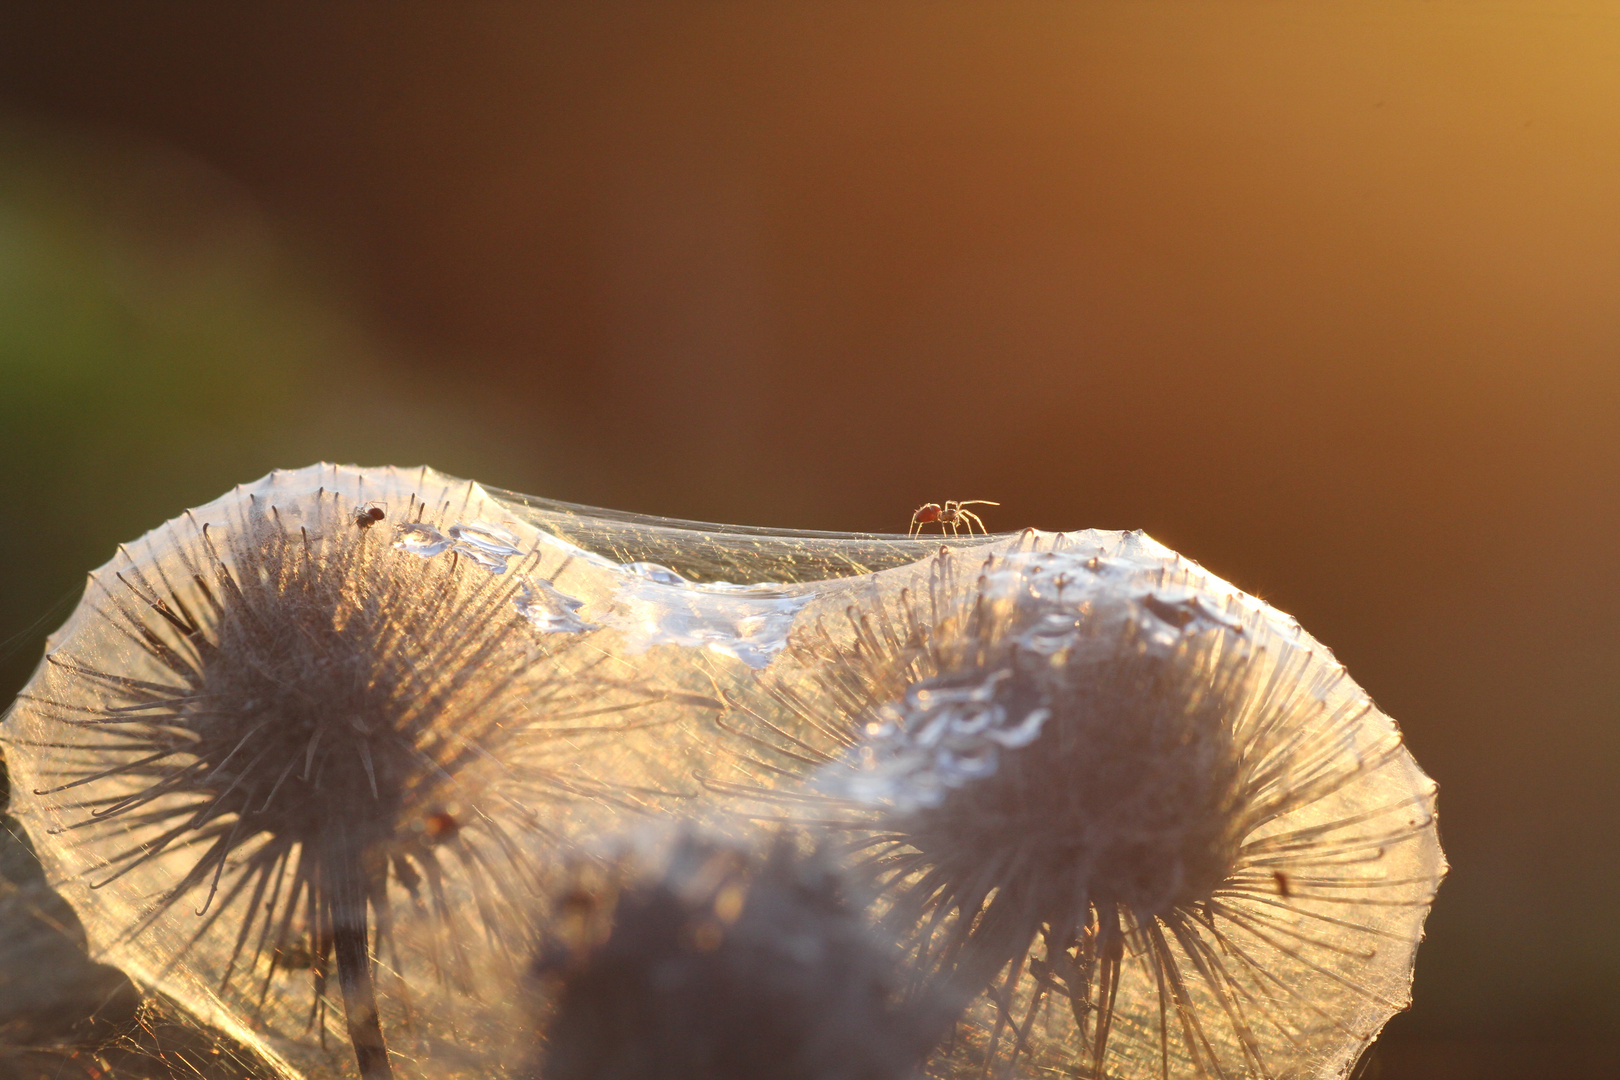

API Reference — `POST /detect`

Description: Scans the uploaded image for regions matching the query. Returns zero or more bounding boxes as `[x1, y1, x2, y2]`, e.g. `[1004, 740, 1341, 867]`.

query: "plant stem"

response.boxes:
[328, 856, 393, 1080]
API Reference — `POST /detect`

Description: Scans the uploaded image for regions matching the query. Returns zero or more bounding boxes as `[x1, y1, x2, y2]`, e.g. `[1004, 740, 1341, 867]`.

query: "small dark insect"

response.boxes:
[422, 809, 460, 844]
[355, 502, 387, 528]
[909, 500, 999, 537]
[1274, 869, 1293, 898]
[274, 936, 315, 971]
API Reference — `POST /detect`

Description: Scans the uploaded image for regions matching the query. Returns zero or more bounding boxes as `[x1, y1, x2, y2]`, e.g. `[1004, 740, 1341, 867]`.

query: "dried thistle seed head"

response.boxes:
[721, 530, 1445, 1080]
[524, 829, 951, 1080]
[3, 465, 665, 1080]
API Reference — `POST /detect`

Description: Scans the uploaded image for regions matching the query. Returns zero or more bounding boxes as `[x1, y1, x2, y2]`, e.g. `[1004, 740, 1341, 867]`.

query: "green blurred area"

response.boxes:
[0, 120, 542, 707]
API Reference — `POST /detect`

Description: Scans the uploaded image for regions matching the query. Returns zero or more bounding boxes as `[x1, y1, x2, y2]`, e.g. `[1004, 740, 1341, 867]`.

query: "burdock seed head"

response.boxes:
[719, 530, 1446, 1080]
[3, 465, 663, 1080]
[523, 828, 951, 1080]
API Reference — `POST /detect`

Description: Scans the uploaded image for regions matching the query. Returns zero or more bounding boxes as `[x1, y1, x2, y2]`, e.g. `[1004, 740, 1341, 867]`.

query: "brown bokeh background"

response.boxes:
[0, 4, 1615, 1077]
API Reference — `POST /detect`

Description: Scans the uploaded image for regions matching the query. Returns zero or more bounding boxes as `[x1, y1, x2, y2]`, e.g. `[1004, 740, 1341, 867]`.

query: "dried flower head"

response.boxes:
[714, 530, 1445, 1080]
[524, 829, 951, 1080]
[3, 465, 666, 1080]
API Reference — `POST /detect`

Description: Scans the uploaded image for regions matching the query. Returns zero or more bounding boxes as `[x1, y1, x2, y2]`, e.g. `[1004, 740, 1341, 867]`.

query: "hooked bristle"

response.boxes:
[4, 465, 663, 1080]
[524, 830, 951, 1080]
[714, 531, 1445, 1080]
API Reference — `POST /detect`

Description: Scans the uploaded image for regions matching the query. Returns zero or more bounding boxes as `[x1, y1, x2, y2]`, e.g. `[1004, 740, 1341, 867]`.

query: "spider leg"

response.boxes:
[961, 509, 986, 535]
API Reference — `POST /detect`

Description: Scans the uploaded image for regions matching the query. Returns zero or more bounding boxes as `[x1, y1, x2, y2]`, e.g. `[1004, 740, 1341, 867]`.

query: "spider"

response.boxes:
[909, 500, 999, 537]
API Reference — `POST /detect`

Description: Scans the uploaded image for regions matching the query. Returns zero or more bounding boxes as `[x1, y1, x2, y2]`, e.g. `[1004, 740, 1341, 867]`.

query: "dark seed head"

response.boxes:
[4, 465, 655, 1079]
[525, 830, 951, 1080]
[725, 531, 1445, 1080]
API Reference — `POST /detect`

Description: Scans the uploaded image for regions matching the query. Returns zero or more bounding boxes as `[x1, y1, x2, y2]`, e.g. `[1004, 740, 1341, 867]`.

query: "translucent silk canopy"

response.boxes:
[4, 465, 1444, 1080]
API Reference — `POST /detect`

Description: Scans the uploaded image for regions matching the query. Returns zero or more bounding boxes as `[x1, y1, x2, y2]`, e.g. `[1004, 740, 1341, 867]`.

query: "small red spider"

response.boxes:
[909, 500, 999, 537]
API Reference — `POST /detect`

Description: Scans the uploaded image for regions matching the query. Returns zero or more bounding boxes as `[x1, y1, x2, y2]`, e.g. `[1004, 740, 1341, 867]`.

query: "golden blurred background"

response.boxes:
[0, 4, 1615, 1077]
